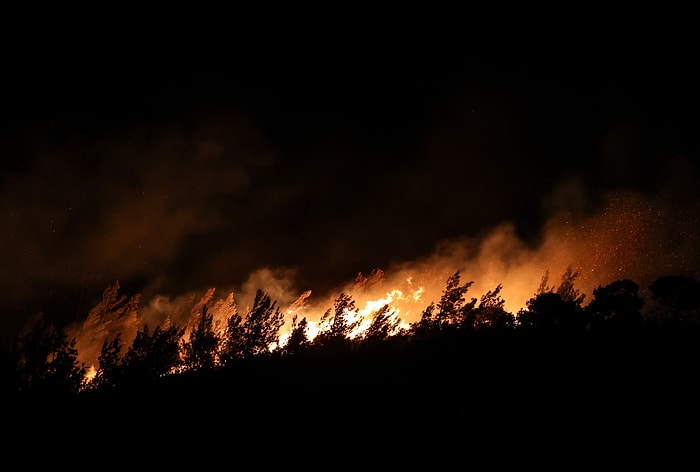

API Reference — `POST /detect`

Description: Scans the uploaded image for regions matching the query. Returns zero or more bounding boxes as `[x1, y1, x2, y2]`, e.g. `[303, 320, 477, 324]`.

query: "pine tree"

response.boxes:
[315, 292, 361, 349]
[556, 265, 586, 306]
[13, 314, 86, 396]
[240, 289, 285, 358]
[92, 333, 124, 390]
[412, 271, 476, 332]
[121, 322, 184, 384]
[586, 279, 644, 331]
[473, 284, 514, 331]
[183, 304, 220, 371]
[221, 311, 245, 364]
[363, 304, 400, 343]
[282, 315, 311, 356]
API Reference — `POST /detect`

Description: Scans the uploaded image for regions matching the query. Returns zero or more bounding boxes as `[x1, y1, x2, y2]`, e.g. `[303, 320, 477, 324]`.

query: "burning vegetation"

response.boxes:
[4, 266, 700, 399]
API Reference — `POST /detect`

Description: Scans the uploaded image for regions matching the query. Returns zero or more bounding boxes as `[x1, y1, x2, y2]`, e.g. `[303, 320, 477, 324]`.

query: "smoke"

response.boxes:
[305, 157, 700, 327]
[0, 117, 277, 340]
[3, 57, 699, 367]
[65, 151, 698, 370]
[68, 266, 311, 368]
[13, 136, 680, 372]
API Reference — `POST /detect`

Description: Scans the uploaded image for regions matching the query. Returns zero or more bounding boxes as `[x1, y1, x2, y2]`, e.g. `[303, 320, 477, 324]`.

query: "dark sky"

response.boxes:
[2, 22, 699, 345]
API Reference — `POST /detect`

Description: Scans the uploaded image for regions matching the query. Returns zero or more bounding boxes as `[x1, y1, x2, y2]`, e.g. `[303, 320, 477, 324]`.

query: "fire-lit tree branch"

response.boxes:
[410, 271, 477, 334]
[182, 304, 220, 371]
[281, 314, 311, 357]
[120, 322, 184, 385]
[220, 289, 285, 362]
[6, 272, 700, 399]
[12, 314, 86, 396]
[314, 292, 361, 351]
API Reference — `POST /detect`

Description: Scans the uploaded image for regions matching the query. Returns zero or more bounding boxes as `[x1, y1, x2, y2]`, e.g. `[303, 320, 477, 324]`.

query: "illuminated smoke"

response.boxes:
[61, 149, 699, 371]
[70, 268, 310, 368]
[68, 178, 699, 370]
[293, 176, 700, 330]
[0, 119, 276, 343]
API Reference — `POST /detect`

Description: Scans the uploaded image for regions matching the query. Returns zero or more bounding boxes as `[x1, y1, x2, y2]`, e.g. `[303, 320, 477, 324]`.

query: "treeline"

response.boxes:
[3, 268, 700, 401]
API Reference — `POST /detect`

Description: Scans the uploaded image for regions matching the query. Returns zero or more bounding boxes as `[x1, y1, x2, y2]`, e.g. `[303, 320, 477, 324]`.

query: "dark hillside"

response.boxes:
[8, 328, 699, 467]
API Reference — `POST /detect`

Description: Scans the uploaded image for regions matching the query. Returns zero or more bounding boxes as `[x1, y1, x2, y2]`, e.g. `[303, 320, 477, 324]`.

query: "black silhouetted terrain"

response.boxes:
[4, 272, 700, 466]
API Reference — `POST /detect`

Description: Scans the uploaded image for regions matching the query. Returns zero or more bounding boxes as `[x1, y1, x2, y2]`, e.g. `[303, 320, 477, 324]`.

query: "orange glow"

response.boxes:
[84, 365, 97, 384]
[71, 189, 698, 384]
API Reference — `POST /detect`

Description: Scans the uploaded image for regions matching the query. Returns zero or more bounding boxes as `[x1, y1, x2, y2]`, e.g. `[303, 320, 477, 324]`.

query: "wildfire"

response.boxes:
[350, 288, 421, 337]
[70, 188, 699, 384]
[84, 365, 97, 384]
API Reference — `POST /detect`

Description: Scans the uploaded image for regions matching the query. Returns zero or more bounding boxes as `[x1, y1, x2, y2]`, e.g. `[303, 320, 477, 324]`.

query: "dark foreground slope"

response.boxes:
[7, 329, 700, 467]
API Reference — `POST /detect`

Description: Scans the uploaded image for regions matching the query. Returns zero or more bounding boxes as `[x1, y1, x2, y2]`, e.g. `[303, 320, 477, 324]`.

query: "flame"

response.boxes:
[71, 187, 699, 385]
[349, 288, 421, 337]
[84, 365, 97, 384]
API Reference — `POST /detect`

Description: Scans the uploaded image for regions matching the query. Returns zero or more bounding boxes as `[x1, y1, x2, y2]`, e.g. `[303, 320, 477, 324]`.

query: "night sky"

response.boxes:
[2, 22, 699, 349]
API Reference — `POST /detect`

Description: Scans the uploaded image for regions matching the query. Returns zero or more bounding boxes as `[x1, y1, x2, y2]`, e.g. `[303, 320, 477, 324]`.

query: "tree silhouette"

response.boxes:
[91, 333, 124, 390]
[281, 314, 311, 357]
[362, 304, 401, 344]
[437, 271, 477, 327]
[412, 271, 476, 333]
[10, 266, 700, 417]
[648, 275, 700, 326]
[240, 289, 285, 358]
[76, 281, 141, 361]
[517, 292, 585, 333]
[221, 308, 245, 364]
[327, 292, 361, 338]
[472, 284, 515, 332]
[214, 291, 286, 366]
[556, 266, 586, 306]
[586, 279, 644, 332]
[182, 304, 220, 371]
[517, 267, 587, 333]
[315, 292, 361, 350]
[536, 270, 554, 294]
[121, 322, 184, 384]
[13, 314, 86, 396]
